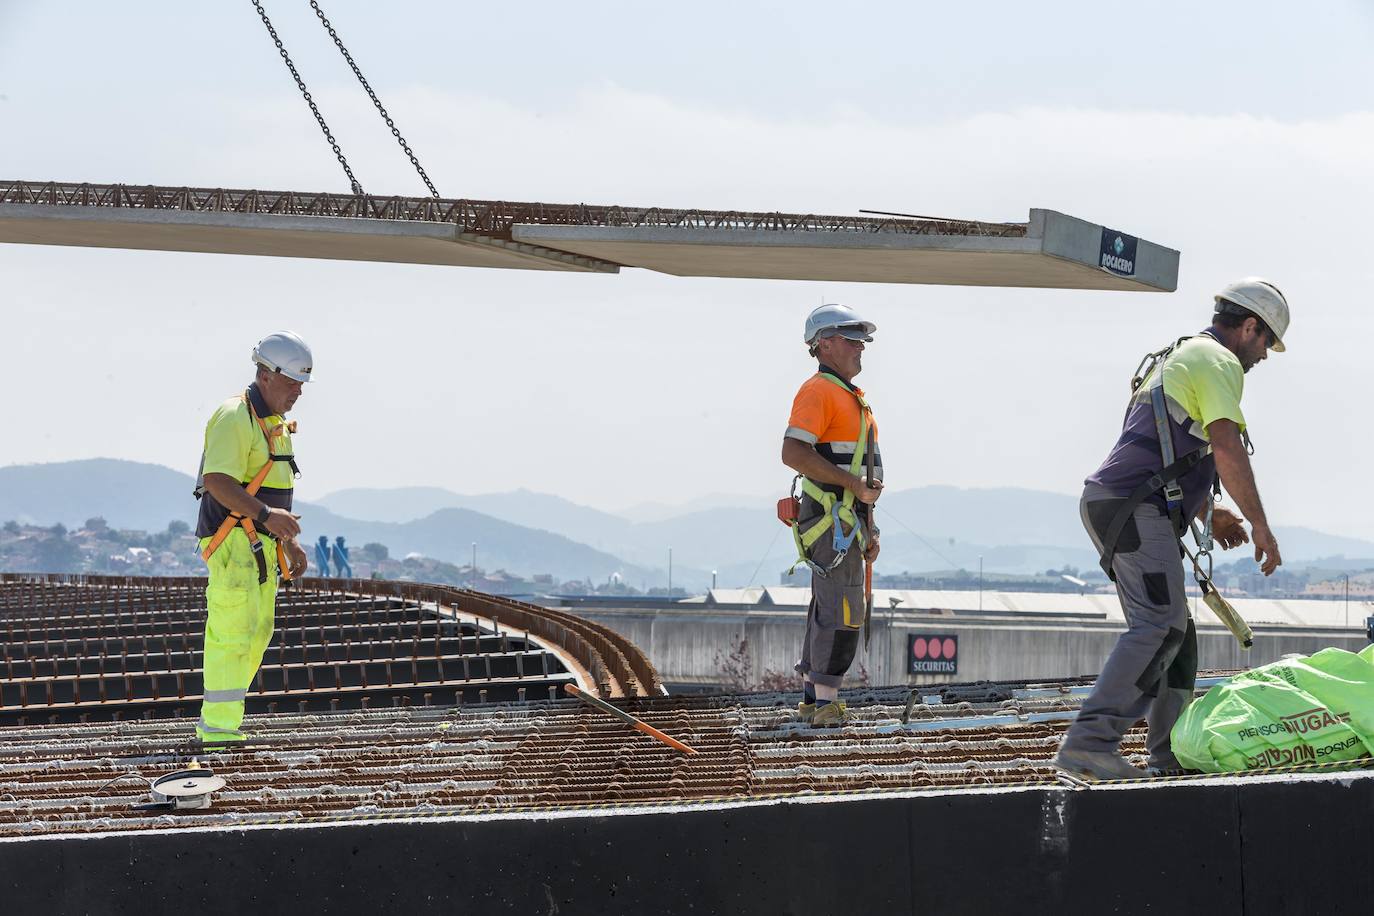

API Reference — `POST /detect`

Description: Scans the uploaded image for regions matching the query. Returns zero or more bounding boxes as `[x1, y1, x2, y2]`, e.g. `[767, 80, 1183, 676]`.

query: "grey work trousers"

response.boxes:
[1061, 484, 1198, 768]
[794, 511, 868, 689]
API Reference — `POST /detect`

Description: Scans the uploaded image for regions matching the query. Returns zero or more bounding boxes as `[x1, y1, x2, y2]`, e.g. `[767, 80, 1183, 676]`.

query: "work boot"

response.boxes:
[810, 701, 851, 728]
[796, 701, 816, 723]
[1146, 766, 1187, 778]
[1146, 762, 1198, 778]
[1053, 746, 1145, 781]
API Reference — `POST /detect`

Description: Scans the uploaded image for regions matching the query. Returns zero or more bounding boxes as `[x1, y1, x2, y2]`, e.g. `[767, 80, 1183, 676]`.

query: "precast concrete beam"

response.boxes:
[513, 208, 1179, 290]
[0, 203, 620, 273]
[1, 183, 1177, 289]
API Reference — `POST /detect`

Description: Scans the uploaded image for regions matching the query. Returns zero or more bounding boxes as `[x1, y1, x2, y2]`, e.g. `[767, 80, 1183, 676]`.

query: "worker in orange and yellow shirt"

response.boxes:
[781, 304, 883, 727]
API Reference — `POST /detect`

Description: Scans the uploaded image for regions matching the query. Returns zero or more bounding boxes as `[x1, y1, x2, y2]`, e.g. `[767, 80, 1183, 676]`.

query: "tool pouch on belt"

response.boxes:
[778, 474, 803, 526]
[777, 496, 800, 526]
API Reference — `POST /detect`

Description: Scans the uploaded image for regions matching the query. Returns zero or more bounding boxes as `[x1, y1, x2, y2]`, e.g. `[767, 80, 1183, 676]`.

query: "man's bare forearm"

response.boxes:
[1208, 420, 1269, 530]
[781, 439, 861, 492]
[202, 473, 301, 541]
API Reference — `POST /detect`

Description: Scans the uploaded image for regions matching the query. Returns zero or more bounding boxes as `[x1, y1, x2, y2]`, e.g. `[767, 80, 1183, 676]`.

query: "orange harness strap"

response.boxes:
[200, 394, 297, 585]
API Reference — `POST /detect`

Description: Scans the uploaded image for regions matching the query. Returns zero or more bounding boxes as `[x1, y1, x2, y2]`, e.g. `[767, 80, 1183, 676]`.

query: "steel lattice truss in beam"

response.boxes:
[0, 181, 1023, 238]
[0, 180, 1178, 289]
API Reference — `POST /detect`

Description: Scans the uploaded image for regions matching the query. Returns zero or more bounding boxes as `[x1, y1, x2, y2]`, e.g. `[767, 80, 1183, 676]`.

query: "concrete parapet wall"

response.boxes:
[3, 774, 1369, 915]
[574, 606, 1371, 688]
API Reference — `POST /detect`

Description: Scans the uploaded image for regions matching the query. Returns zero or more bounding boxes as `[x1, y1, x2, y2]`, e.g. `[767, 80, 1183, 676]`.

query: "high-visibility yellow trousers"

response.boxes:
[197, 528, 277, 743]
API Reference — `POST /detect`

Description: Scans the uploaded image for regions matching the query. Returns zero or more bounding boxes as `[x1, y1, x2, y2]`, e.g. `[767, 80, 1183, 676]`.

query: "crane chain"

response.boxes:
[310, 1, 442, 199]
[250, 0, 365, 196]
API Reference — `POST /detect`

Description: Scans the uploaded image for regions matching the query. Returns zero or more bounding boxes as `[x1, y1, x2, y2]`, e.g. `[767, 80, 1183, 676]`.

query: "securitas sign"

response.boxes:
[909, 634, 958, 675]
[1099, 227, 1138, 277]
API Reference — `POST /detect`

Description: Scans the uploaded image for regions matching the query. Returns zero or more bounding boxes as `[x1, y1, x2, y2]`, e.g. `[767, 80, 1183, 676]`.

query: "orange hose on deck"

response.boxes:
[564, 683, 698, 755]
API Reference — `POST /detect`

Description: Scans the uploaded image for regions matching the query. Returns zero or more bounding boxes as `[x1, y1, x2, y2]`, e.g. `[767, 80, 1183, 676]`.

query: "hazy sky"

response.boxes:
[2, 2, 1372, 536]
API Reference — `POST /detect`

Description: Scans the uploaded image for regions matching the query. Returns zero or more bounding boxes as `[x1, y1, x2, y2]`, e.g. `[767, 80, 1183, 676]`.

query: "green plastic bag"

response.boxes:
[1172, 644, 1374, 773]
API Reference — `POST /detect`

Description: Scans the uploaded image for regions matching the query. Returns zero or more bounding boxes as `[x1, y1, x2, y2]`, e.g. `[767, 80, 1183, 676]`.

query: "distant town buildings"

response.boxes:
[3, 516, 1374, 602]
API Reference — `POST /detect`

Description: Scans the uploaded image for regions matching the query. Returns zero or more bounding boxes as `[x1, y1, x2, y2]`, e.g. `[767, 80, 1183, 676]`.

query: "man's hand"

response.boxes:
[283, 539, 309, 578]
[1211, 506, 1250, 550]
[849, 476, 883, 505]
[261, 508, 302, 541]
[864, 533, 880, 563]
[1252, 524, 1282, 576]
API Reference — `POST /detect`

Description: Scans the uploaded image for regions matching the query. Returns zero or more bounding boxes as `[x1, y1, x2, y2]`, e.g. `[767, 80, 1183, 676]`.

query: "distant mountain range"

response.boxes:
[3, 459, 1373, 587]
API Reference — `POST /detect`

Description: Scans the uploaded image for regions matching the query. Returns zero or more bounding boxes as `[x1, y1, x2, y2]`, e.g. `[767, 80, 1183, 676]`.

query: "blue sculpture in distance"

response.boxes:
[314, 535, 332, 577]
[331, 536, 354, 578]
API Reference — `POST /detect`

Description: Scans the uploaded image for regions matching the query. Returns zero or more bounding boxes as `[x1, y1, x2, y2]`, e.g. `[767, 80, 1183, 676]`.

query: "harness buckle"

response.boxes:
[830, 502, 859, 555]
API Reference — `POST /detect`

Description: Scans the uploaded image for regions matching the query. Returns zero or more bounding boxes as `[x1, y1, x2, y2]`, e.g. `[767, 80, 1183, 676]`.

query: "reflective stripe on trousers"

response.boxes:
[197, 528, 277, 742]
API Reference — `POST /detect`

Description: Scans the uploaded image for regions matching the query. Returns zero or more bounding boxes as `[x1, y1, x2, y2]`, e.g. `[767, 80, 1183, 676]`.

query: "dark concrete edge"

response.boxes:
[3, 773, 1371, 915]
[6, 767, 1370, 846]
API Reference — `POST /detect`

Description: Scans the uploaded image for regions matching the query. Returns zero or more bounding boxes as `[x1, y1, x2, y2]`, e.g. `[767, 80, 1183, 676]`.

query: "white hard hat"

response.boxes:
[804, 303, 876, 345]
[252, 331, 314, 382]
[1214, 278, 1289, 353]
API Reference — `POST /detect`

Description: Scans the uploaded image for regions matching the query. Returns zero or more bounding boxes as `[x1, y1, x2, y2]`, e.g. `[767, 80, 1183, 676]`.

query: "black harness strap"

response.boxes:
[269, 453, 301, 477]
[1098, 446, 1209, 580]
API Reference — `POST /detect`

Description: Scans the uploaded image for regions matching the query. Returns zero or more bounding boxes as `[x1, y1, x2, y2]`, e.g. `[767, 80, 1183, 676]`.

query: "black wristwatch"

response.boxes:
[255, 505, 271, 526]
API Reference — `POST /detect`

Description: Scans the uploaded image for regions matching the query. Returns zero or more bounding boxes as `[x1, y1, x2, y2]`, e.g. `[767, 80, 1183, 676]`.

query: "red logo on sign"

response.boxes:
[911, 638, 959, 659]
[910, 633, 958, 673]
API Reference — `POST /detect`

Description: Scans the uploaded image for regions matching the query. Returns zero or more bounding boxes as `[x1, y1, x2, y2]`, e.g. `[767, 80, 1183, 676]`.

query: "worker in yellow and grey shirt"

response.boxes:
[1057, 280, 1288, 780]
[192, 331, 313, 743]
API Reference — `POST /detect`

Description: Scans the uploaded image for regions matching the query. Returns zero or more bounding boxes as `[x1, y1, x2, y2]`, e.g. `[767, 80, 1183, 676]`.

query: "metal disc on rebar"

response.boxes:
[151, 770, 226, 798]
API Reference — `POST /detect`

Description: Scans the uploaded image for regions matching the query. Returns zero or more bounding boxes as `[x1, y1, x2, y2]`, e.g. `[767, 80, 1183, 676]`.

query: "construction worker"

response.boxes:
[192, 331, 313, 743]
[331, 535, 353, 578]
[1056, 279, 1288, 779]
[781, 304, 882, 727]
[314, 534, 332, 577]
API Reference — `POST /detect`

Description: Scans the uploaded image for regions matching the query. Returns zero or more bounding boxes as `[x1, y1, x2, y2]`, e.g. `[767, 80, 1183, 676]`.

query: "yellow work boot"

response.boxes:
[810, 701, 850, 727]
[797, 701, 816, 722]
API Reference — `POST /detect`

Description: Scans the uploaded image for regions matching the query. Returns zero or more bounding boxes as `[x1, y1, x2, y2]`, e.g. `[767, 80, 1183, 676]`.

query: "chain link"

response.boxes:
[251, 1, 364, 196]
[309, 1, 442, 199]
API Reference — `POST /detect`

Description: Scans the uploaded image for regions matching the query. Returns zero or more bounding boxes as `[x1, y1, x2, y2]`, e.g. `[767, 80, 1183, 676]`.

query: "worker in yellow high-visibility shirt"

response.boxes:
[191, 331, 313, 743]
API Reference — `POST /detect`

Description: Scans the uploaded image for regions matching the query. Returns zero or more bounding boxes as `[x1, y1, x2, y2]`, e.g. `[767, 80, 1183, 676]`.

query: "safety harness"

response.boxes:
[1097, 333, 1251, 584]
[783, 373, 873, 579]
[196, 390, 301, 585]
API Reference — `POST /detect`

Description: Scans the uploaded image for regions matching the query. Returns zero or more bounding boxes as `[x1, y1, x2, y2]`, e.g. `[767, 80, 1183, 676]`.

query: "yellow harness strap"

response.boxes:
[787, 374, 874, 575]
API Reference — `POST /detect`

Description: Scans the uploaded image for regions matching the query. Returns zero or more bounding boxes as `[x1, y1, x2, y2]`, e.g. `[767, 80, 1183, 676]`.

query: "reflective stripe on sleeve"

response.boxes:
[784, 426, 819, 444]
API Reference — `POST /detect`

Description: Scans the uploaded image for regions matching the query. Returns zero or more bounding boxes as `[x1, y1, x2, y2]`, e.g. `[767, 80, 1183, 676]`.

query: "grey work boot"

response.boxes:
[1053, 746, 1145, 781]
